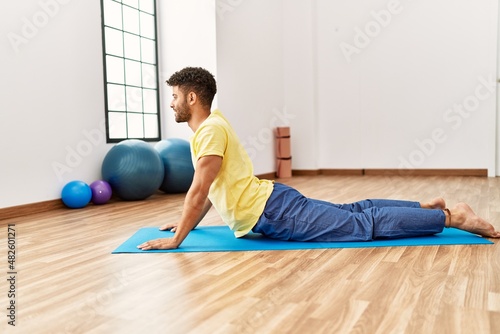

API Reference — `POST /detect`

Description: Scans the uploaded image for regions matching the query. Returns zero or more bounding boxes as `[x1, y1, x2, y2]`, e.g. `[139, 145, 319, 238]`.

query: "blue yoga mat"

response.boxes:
[112, 226, 493, 253]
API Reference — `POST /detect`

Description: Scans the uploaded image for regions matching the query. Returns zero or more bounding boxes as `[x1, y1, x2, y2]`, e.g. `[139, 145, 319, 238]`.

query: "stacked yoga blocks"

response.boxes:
[275, 127, 292, 178]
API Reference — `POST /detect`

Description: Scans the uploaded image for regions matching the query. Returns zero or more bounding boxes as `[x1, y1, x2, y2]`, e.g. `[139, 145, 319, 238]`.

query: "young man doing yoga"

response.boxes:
[137, 67, 500, 251]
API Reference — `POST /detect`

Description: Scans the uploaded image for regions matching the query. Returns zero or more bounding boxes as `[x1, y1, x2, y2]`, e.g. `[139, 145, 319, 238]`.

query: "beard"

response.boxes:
[174, 99, 192, 123]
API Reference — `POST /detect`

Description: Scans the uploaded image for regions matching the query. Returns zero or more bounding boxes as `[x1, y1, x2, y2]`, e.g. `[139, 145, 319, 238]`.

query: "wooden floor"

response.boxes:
[1, 175, 500, 333]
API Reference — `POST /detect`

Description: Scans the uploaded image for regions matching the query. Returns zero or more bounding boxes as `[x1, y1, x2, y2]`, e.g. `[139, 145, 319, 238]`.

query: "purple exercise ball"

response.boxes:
[90, 180, 113, 205]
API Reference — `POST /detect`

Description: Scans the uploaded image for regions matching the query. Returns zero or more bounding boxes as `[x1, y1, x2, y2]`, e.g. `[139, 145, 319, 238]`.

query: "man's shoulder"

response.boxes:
[200, 110, 229, 130]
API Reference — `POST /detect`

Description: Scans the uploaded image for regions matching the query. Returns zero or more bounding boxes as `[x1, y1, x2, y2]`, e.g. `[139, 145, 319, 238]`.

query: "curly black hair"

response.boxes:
[166, 67, 217, 108]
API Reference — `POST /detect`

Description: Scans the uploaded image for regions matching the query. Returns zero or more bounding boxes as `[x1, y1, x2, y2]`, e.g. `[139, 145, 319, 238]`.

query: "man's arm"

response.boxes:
[159, 198, 212, 232]
[137, 155, 222, 250]
[194, 198, 213, 229]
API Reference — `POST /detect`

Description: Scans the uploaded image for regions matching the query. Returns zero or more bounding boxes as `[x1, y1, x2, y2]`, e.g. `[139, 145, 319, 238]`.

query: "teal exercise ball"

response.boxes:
[155, 138, 194, 193]
[102, 139, 164, 200]
[61, 180, 92, 209]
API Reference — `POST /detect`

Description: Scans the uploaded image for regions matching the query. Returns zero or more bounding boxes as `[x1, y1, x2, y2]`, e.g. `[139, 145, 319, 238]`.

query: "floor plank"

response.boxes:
[1, 175, 499, 333]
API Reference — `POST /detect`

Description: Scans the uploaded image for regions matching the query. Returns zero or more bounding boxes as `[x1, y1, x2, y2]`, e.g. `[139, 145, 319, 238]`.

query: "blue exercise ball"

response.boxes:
[155, 138, 194, 193]
[102, 139, 164, 200]
[61, 180, 92, 209]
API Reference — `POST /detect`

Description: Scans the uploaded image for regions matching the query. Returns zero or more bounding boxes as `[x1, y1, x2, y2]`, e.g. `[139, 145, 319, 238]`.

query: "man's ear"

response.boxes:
[188, 92, 196, 105]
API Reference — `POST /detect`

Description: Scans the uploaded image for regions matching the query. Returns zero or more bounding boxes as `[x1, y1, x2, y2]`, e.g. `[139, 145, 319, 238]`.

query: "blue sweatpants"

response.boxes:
[252, 183, 446, 242]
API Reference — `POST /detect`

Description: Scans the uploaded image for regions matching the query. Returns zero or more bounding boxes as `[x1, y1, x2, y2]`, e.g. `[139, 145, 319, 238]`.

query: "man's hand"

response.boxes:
[142, 156, 221, 250]
[159, 222, 178, 232]
[137, 238, 179, 251]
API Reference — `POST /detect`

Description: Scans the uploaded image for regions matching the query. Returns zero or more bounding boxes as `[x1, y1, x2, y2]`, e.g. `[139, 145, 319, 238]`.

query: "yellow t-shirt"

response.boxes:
[190, 109, 274, 237]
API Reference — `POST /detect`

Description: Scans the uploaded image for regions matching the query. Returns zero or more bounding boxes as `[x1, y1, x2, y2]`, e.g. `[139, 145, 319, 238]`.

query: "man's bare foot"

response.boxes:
[448, 203, 500, 238]
[421, 197, 446, 210]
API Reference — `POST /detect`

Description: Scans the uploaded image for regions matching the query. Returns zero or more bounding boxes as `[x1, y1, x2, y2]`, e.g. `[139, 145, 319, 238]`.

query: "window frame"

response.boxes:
[100, 0, 162, 143]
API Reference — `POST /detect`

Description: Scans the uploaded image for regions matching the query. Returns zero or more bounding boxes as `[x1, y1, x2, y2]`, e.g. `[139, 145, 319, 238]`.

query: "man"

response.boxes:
[138, 67, 499, 250]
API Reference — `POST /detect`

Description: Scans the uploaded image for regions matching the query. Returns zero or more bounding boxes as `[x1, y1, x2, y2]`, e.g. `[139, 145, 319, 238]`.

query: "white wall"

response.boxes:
[157, 0, 217, 141]
[0, 0, 217, 209]
[497, 1, 500, 176]
[216, 0, 285, 175]
[1, 0, 498, 209]
[216, 0, 498, 176]
[216, 0, 318, 173]
[0, 0, 109, 209]
[283, 0, 317, 171]
[316, 0, 498, 175]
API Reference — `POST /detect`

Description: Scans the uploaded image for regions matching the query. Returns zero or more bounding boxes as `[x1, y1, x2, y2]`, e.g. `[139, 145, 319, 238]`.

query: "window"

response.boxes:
[100, 0, 161, 142]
